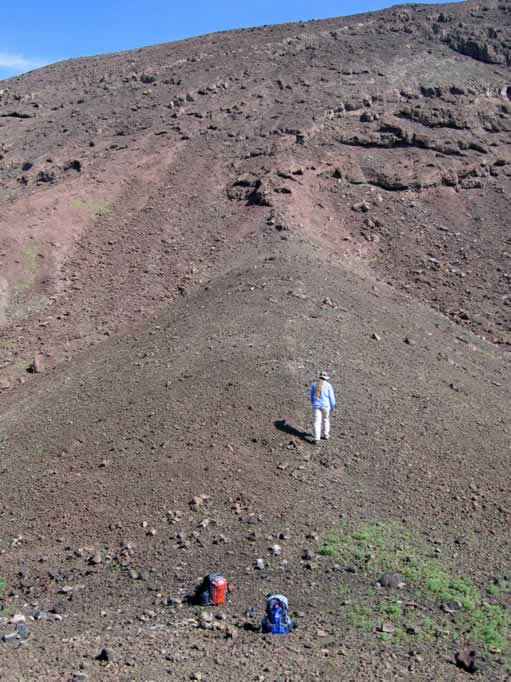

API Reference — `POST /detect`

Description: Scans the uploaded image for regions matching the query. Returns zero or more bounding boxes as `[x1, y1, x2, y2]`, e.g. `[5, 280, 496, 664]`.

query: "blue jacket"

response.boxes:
[310, 380, 336, 409]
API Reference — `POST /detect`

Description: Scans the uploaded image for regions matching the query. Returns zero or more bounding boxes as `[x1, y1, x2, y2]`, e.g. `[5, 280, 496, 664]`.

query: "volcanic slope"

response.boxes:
[1, 237, 510, 680]
[0, 0, 511, 680]
[1, 0, 511, 386]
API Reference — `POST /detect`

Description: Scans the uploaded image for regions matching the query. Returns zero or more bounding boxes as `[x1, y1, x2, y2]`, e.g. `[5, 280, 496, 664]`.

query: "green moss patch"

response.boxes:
[321, 521, 511, 668]
[71, 198, 112, 217]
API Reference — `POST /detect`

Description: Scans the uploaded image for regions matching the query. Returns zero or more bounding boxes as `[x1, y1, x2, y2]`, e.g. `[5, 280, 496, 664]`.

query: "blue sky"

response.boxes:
[1, 0, 450, 80]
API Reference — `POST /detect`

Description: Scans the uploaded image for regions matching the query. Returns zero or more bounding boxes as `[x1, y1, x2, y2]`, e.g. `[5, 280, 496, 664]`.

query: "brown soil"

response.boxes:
[0, 1, 510, 680]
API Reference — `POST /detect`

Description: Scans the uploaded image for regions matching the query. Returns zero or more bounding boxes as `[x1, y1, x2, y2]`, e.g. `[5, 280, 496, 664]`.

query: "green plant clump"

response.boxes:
[320, 521, 511, 665]
[71, 198, 112, 217]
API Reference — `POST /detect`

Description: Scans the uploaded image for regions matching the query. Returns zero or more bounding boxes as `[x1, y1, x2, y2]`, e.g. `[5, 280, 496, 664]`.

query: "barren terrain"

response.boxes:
[0, 1, 510, 680]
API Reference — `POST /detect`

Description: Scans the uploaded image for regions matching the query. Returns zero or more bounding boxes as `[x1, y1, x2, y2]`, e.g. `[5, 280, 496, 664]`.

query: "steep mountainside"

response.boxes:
[0, 2, 510, 680]
[1, 0, 511, 386]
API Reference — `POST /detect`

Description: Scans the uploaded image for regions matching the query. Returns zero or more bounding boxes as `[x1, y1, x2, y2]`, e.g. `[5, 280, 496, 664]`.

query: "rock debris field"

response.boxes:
[0, 1, 510, 679]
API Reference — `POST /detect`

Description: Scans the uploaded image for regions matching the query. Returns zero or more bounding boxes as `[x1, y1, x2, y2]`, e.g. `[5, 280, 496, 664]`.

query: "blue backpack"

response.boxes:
[261, 594, 293, 635]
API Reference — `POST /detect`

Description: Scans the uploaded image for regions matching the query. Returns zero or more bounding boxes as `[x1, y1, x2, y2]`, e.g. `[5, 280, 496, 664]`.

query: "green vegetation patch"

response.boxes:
[14, 358, 30, 372]
[21, 242, 39, 271]
[12, 241, 43, 299]
[487, 578, 511, 598]
[0, 578, 15, 620]
[71, 198, 112, 217]
[321, 521, 511, 667]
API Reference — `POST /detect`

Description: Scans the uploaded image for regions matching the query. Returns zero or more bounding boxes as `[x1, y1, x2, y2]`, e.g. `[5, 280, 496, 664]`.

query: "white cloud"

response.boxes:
[0, 52, 47, 73]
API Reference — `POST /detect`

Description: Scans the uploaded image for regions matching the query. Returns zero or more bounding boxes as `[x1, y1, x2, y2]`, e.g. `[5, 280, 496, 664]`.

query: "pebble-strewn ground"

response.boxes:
[0, 1, 510, 679]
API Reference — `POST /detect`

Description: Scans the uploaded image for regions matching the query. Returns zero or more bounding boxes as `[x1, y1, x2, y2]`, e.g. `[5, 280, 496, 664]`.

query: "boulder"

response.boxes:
[454, 646, 478, 673]
[352, 200, 370, 213]
[0, 377, 11, 391]
[377, 572, 406, 588]
[95, 647, 114, 662]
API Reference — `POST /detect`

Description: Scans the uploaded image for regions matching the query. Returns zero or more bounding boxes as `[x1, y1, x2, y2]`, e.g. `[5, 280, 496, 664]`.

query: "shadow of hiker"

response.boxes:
[274, 419, 311, 442]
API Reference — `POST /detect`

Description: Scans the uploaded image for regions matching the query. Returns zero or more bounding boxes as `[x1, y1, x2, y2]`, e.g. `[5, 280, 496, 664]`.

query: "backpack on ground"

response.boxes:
[194, 572, 227, 606]
[260, 593, 293, 634]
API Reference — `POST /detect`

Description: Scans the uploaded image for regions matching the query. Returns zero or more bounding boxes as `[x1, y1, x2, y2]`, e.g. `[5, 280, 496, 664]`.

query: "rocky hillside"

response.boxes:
[0, 1, 510, 680]
[1, 0, 511, 387]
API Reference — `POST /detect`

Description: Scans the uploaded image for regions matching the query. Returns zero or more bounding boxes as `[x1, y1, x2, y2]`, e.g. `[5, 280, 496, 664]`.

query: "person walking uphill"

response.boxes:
[310, 371, 336, 444]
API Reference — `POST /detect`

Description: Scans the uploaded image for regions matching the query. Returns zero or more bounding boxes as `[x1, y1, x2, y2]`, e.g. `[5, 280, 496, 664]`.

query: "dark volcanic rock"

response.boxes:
[96, 647, 114, 663]
[454, 646, 478, 674]
[377, 572, 406, 588]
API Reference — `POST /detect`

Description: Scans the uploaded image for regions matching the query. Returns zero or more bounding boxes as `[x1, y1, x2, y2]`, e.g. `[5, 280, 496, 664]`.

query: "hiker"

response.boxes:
[309, 371, 336, 444]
